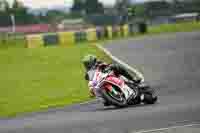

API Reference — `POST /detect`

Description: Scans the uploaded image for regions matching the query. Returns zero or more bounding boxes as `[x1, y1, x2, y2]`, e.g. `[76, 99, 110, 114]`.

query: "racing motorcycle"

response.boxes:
[93, 69, 158, 107]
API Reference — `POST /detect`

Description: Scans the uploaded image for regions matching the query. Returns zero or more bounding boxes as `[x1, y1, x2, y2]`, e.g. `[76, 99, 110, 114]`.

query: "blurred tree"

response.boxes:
[187, 0, 200, 13]
[71, 0, 104, 15]
[0, 0, 6, 11]
[85, 0, 103, 14]
[144, 1, 172, 19]
[0, 0, 43, 26]
[0, 0, 9, 11]
[10, 0, 35, 25]
[115, 0, 130, 24]
[0, 0, 11, 26]
[172, 0, 183, 14]
[45, 10, 66, 23]
[128, 7, 135, 18]
[71, 0, 85, 14]
[171, 0, 200, 13]
[134, 4, 146, 18]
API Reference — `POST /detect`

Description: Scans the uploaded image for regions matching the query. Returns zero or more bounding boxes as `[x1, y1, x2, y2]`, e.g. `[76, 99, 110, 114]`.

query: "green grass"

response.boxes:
[98, 22, 200, 46]
[0, 21, 199, 117]
[0, 44, 111, 117]
[148, 22, 200, 34]
[0, 36, 26, 49]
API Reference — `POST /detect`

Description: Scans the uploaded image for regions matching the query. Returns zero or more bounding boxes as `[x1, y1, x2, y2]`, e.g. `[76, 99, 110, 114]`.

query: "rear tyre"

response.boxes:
[101, 89, 127, 108]
[139, 84, 158, 104]
[143, 93, 158, 104]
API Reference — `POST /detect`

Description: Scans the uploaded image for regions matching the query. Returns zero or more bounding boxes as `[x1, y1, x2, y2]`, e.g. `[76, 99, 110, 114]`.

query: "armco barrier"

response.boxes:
[129, 24, 135, 35]
[43, 33, 59, 46]
[25, 23, 148, 48]
[103, 27, 109, 38]
[107, 26, 113, 39]
[112, 26, 121, 38]
[96, 27, 105, 40]
[120, 26, 125, 37]
[26, 34, 44, 48]
[86, 28, 97, 42]
[138, 22, 147, 34]
[123, 25, 129, 37]
[58, 31, 75, 47]
[75, 31, 87, 43]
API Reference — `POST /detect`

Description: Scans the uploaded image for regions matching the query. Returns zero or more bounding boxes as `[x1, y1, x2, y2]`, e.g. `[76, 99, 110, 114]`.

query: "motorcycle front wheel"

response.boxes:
[101, 89, 127, 108]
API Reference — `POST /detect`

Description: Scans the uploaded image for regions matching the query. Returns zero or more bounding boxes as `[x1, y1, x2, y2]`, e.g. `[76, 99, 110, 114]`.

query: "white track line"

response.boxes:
[79, 99, 97, 105]
[95, 44, 145, 82]
[132, 123, 200, 133]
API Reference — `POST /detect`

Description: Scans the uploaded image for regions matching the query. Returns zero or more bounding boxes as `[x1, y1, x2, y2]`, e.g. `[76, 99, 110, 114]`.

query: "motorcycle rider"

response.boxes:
[82, 54, 142, 106]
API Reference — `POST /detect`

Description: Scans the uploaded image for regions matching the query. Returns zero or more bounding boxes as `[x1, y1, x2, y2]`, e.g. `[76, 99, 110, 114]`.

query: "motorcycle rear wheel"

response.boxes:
[143, 93, 158, 104]
[138, 84, 158, 104]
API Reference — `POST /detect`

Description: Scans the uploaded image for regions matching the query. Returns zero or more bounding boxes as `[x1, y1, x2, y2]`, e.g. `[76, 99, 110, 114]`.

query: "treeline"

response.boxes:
[0, 0, 39, 26]
[71, 0, 104, 16]
[0, 0, 74, 27]
[133, 0, 200, 19]
[0, 0, 200, 27]
[71, 0, 200, 24]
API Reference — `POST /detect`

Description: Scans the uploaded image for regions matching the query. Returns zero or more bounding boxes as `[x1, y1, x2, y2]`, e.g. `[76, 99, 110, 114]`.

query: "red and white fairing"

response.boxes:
[89, 68, 134, 99]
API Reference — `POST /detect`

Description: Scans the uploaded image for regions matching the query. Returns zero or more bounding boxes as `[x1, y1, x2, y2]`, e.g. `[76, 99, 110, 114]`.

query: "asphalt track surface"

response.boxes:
[1, 32, 200, 133]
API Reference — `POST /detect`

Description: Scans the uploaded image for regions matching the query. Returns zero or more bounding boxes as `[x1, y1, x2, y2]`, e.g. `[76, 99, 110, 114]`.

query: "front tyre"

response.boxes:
[101, 89, 127, 108]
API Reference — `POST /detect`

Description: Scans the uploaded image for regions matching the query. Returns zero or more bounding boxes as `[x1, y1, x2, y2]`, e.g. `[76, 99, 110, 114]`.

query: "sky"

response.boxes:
[7, 0, 152, 9]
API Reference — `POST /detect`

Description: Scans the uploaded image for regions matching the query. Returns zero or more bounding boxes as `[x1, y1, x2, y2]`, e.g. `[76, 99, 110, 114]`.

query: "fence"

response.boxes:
[3, 23, 147, 48]
[0, 24, 51, 34]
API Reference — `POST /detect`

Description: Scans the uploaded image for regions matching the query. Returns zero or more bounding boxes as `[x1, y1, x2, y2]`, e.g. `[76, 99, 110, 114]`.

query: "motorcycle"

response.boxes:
[92, 69, 158, 107]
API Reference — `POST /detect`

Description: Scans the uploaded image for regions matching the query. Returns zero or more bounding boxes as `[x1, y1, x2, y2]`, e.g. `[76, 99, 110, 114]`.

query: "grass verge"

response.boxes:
[99, 22, 200, 46]
[0, 44, 111, 117]
[148, 22, 200, 34]
[0, 36, 26, 49]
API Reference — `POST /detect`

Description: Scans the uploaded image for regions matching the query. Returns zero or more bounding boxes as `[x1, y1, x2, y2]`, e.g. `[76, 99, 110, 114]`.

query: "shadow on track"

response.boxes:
[95, 102, 159, 112]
